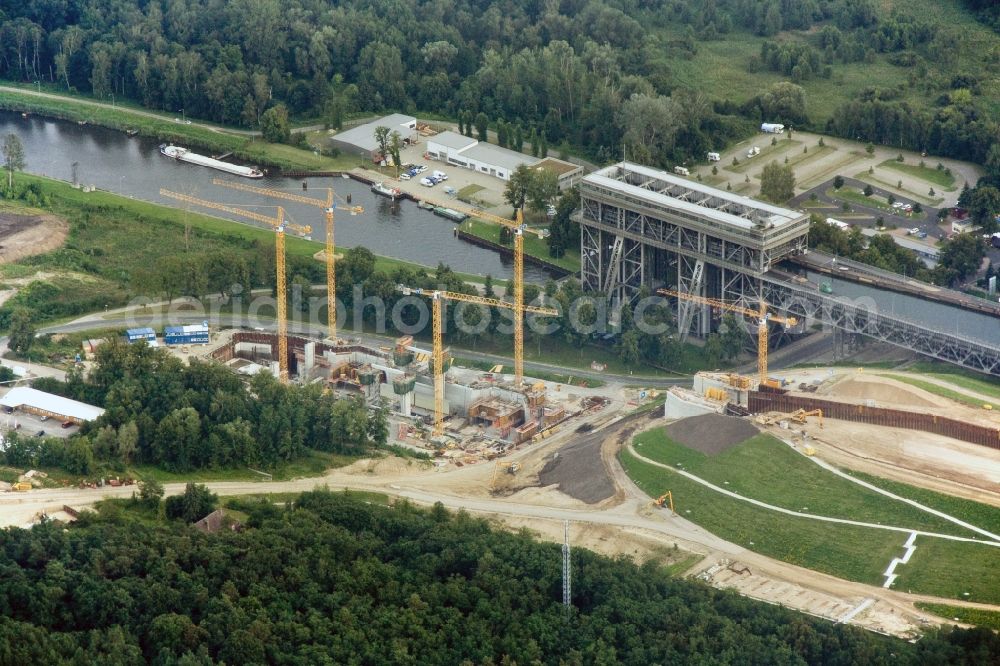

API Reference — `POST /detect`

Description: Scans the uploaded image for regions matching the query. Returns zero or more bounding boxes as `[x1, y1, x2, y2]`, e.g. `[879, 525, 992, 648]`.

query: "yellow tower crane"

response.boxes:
[211, 178, 363, 342]
[160, 189, 311, 382]
[414, 194, 548, 386]
[656, 288, 797, 387]
[399, 287, 557, 436]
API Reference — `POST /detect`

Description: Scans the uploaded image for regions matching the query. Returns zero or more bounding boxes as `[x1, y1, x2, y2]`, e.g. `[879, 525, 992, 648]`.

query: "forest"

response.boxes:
[1, 340, 387, 474]
[2, 489, 998, 664]
[1, 0, 998, 168]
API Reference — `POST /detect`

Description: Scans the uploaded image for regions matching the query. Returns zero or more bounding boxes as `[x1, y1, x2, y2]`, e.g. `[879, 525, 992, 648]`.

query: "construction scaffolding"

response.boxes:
[468, 397, 524, 439]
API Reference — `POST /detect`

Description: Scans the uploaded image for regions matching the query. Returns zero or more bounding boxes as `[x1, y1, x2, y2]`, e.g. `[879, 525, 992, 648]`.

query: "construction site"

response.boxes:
[200, 327, 619, 465]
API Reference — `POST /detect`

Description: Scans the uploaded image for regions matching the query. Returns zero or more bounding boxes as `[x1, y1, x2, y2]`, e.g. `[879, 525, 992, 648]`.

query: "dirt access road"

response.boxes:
[2, 400, 994, 636]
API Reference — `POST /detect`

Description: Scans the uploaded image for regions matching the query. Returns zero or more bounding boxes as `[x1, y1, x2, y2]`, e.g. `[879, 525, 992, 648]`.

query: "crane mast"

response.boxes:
[656, 288, 796, 386]
[399, 286, 557, 436]
[211, 178, 363, 342]
[160, 189, 310, 382]
[411, 194, 541, 385]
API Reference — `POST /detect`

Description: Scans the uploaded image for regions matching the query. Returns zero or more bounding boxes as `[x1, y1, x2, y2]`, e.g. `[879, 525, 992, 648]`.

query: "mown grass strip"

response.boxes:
[879, 160, 956, 189]
[633, 429, 989, 539]
[619, 449, 904, 585]
[881, 374, 1000, 410]
[915, 603, 1000, 629]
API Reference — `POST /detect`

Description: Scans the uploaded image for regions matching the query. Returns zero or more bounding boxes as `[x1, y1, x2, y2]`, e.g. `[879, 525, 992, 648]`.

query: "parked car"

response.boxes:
[414, 165, 427, 173]
[399, 173, 410, 180]
[61, 420, 74, 429]
[39, 415, 49, 421]
[35, 430, 44, 437]
[420, 177, 434, 187]
[908, 227, 920, 235]
[432, 170, 448, 181]
[918, 231, 928, 239]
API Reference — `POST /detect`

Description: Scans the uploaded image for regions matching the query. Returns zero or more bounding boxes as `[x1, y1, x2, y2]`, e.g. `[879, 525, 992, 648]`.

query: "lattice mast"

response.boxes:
[211, 179, 363, 341]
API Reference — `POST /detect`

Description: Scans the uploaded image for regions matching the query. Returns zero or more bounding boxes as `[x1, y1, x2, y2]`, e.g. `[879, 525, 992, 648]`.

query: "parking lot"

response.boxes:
[361, 137, 514, 212]
[1, 407, 77, 439]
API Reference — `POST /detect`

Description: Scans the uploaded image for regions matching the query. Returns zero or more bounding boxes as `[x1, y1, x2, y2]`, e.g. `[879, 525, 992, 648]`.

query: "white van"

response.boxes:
[707, 152, 721, 162]
[432, 170, 448, 181]
[673, 166, 690, 177]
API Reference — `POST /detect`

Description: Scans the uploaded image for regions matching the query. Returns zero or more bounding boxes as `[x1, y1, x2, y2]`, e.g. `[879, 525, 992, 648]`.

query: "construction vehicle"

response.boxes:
[398, 287, 557, 436]
[160, 189, 310, 382]
[211, 179, 363, 342]
[411, 195, 548, 386]
[653, 491, 675, 514]
[657, 288, 796, 387]
[11, 482, 31, 492]
[490, 460, 521, 490]
[789, 408, 823, 428]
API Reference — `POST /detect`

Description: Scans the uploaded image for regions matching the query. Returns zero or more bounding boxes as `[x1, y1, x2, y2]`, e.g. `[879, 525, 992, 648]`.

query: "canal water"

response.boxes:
[1, 111, 552, 281]
[806, 271, 998, 347]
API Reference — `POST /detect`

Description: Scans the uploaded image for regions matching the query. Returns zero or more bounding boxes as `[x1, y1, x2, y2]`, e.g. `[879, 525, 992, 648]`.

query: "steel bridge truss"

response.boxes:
[763, 277, 1000, 376]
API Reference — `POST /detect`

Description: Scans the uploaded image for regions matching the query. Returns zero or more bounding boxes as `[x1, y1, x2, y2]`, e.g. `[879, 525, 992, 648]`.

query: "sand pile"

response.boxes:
[824, 375, 944, 409]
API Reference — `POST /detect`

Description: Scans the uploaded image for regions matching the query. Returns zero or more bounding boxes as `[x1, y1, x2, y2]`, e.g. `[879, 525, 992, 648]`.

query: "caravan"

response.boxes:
[673, 166, 690, 177]
[706, 152, 721, 162]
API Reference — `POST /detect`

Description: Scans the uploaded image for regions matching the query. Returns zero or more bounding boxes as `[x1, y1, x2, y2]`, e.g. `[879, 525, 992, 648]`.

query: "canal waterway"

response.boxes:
[1, 111, 552, 281]
[805, 271, 998, 347]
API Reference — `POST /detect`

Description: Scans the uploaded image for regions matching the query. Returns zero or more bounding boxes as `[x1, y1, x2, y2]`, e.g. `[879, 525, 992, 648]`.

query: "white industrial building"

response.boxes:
[425, 130, 581, 186]
[0, 387, 105, 424]
[330, 114, 418, 161]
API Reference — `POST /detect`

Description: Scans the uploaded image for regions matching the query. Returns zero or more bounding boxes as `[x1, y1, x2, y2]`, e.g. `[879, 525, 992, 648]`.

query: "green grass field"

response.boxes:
[827, 187, 895, 213]
[904, 363, 1000, 400]
[881, 374, 1000, 410]
[894, 538, 1000, 604]
[460, 218, 580, 273]
[841, 471, 1000, 536]
[632, 430, 990, 538]
[878, 160, 956, 190]
[619, 449, 905, 585]
[915, 603, 1000, 630]
[620, 430, 1000, 599]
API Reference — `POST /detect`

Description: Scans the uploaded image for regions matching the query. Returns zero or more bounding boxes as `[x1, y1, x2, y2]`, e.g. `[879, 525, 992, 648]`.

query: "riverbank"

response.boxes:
[0, 173, 504, 304]
[0, 85, 356, 172]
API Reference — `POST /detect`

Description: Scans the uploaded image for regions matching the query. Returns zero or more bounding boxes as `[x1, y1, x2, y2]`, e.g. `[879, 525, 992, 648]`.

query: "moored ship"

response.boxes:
[159, 144, 264, 178]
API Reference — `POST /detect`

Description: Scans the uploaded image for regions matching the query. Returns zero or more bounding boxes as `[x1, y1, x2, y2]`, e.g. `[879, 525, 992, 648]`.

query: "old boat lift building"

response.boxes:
[578, 162, 1000, 375]
[579, 162, 809, 339]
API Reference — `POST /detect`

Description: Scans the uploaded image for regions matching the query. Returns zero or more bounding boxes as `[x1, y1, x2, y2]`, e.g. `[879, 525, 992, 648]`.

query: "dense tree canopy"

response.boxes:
[3, 339, 388, 473]
[1, 490, 997, 664]
[0, 0, 996, 166]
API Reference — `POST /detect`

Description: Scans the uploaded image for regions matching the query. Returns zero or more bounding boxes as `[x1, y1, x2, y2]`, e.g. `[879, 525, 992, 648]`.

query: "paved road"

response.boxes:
[34, 310, 691, 389]
[789, 175, 941, 239]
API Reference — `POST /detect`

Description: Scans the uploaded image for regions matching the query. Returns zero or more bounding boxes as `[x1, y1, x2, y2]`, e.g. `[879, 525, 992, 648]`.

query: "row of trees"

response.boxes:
[3, 489, 997, 663]
[807, 214, 988, 286]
